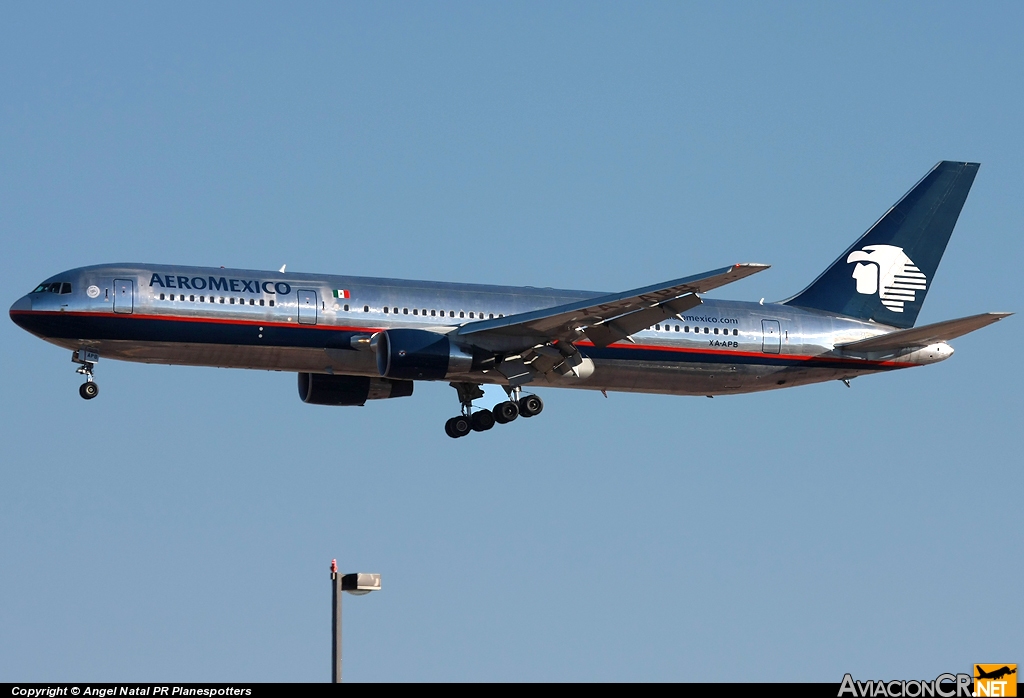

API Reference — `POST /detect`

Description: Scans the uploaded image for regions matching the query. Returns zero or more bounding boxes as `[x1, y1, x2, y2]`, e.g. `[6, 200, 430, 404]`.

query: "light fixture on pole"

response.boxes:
[331, 559, 381, 683]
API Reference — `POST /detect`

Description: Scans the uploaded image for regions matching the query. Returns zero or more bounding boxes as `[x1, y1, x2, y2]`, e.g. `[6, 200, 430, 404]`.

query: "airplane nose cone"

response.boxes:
[10, 295, 32, 327]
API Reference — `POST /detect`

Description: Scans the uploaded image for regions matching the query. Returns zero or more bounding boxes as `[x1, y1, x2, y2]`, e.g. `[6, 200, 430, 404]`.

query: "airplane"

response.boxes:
[975, 666, 1016, 681]
[9, 160, 1011, 438]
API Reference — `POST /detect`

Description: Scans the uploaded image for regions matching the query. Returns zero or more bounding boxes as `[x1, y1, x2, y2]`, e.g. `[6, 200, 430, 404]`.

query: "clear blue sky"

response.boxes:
[1, 2, 1021, 682]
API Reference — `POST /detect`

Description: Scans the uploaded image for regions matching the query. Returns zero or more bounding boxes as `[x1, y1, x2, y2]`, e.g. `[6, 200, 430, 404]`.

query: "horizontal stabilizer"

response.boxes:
[457, 263, 769, 349]
[835, 312, 1011, 353]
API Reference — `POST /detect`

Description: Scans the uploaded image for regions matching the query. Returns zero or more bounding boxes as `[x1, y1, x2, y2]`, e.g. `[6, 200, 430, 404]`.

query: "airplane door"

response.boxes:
[761, 319, 781, 354]
[113, 279, 134, 314]
[297, 289, 318, 325]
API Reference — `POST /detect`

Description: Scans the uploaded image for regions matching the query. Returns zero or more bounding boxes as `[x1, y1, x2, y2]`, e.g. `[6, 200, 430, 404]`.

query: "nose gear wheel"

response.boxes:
[72, 349, 99, 400]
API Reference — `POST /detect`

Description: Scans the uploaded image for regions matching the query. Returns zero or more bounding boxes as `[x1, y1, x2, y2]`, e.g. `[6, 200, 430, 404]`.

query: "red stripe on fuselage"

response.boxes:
[12, 309, 380, 333]
[10, 309, 913, 368]
[574, 338, 911, 367]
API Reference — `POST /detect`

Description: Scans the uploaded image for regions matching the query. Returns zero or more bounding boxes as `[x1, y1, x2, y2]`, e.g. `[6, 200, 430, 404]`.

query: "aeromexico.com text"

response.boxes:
[149, 274, 290, 295]
[838, 673, 973, 698]
[680, 315, 738, 324]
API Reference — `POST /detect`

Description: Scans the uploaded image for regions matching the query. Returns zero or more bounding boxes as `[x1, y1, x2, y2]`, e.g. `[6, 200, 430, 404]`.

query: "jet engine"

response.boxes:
[372, 328, 476, 380]
[297, 373, 414, 406]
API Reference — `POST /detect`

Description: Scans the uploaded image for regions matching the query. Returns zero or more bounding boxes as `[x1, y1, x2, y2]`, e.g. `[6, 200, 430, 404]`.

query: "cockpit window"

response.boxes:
[33, 282, 71, 294]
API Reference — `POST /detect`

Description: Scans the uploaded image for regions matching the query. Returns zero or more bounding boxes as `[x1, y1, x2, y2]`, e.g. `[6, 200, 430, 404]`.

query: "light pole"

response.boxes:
[331, 559, 381, 683]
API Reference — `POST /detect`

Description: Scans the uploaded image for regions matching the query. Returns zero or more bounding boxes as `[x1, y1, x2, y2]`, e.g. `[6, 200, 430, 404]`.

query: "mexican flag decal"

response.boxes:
[332, 289, 351, 299]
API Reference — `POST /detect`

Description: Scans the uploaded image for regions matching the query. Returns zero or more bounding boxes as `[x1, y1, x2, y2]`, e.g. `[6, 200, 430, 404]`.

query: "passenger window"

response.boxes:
[459, 311, 465, 318]
[499, 314, 504, 318]
[469, 312, 474, 319]
[733, 329, 738, 336]
[364, 305, 369, 312]
[704, 327, 709, 334]
[343, 304, 349, 311]
[684, 326, 689, 332]
[714, 327, 719, 335]
[383, 307, 389, 314]
[431, 310, 436, 317]
[230, 298, 235, 304]
[403, 308, 408, 315]
[423, 309, 427, 316]
[259, 299, 264, 306]
[190, 295, 195, 302]
[450, 311, 455, 318]
[489, 313, 494, 319]
[413, 308, 418, 315]
[675, 325, 679, 331]
[269, 300, 275, 307]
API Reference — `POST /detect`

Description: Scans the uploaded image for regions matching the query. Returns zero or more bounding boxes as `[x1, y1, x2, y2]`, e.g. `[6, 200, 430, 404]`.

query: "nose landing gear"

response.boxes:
[72, 349, 99, 400]
[445, 382, 544, 438]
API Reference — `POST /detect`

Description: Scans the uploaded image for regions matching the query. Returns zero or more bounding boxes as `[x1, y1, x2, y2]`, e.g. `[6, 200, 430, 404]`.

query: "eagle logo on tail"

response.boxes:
[847, 244, 927, 313]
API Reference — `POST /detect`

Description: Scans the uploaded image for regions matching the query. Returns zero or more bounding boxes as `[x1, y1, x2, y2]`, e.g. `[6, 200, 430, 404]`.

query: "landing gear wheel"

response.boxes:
[446, 415, 472, 439]
[493, 401, 519, 424]
[518, 394, 543, 417]
[79, 382, 99, 400]
[471, 410, 496, 432]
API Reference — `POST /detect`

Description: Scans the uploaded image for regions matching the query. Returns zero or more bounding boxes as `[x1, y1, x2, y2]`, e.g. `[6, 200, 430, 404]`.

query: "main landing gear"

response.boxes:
[72, 349, 100, 400]
[445, 382, 544, 439]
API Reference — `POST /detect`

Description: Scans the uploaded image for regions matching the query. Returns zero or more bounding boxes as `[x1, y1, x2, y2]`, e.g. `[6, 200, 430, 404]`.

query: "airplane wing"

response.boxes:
[457, 263, 769, 349]
[835, 312, 1012, 353]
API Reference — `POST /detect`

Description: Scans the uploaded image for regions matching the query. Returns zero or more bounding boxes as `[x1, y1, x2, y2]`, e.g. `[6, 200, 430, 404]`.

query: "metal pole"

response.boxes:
[331, 561, 342, 683]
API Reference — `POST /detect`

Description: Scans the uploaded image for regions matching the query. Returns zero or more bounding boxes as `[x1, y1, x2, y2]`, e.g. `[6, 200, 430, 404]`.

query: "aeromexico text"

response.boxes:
[149, 274, 291, 295]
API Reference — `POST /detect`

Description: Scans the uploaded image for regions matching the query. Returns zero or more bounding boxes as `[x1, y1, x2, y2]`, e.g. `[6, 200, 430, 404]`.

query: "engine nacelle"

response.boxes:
[297, 373, 414, 406]
[373, 328, 475, 380]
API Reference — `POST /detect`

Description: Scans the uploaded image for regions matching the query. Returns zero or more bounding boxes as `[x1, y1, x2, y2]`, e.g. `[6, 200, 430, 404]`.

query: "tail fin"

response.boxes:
[784, 161, 979, 328]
